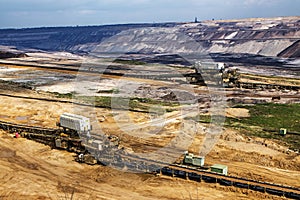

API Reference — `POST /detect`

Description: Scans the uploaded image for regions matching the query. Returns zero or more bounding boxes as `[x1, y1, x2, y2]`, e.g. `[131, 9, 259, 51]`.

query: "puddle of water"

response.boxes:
[0, 115, 9, 119]
[15, 116, 28, 121]
[29, 120, 39, 124]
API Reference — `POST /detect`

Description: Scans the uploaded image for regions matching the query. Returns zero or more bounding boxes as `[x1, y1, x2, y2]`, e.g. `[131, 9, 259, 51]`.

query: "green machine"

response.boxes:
[279, 128, 287, 136]
[183, 152, 205, 167]
[210, 164, 228, 175]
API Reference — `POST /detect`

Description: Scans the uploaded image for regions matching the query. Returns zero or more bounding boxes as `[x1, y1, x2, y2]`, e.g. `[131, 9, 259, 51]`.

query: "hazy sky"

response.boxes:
[0, 0, 299, 28]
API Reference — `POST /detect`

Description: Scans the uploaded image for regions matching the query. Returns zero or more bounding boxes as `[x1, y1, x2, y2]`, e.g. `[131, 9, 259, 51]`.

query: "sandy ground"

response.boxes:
[1, 130, 280, 200]
[0, 89, 299, 199]
[226, 108, 249, 118]
[0, 60, 299, 199]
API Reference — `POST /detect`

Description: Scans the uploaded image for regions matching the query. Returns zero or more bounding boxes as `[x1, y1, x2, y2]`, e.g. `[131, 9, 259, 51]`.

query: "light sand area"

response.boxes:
[0, 130, 276, 200]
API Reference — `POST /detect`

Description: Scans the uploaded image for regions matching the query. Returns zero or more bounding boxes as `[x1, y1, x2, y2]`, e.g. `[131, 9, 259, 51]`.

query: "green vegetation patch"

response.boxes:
[52, 91, 77, 98]
[74, 96, 179, 113]
[230, 103, 300, 132]
[114, 59, 147, 65]
[97, 88, 120, 94]
[187, 103, 300, 151]
[186, 114, 212, 124]
[226, 103, 300, 151]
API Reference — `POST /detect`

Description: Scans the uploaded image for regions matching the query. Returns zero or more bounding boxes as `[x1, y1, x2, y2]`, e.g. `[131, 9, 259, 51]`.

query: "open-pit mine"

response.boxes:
[0, 16, 299, 200]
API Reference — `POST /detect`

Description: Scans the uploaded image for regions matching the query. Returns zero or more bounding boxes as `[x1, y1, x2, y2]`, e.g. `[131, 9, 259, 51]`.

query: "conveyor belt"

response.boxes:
[0, 120, 299, 199]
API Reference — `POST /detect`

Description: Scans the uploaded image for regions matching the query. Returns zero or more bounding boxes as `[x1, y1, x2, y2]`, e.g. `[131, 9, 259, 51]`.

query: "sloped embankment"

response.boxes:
[0, 17, 299, 60]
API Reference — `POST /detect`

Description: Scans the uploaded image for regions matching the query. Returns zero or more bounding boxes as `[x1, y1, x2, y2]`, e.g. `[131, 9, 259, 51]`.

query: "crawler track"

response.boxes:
[0, 120, 59, 135]
[0, 120, 299, 199]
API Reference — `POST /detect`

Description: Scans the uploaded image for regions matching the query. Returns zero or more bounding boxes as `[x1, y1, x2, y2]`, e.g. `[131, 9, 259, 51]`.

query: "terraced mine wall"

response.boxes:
[0, 17, 299, 61]
[0, 23, 178, 52]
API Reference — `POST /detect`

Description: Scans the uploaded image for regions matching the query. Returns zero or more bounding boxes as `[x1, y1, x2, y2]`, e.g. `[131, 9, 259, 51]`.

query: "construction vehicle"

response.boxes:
[76, 152, 97, 165]
[183, 152, 205, 167]
[186, 62, 240, 87]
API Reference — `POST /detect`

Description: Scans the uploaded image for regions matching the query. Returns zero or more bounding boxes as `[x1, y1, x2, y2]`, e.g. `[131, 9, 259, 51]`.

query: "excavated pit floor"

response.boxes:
[0, 53, 299, 199]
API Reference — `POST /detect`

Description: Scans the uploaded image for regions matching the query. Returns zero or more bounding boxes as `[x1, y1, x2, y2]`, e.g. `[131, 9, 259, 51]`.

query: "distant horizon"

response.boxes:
[0, 0, 299, 29]
[0, 15, 299, 30]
